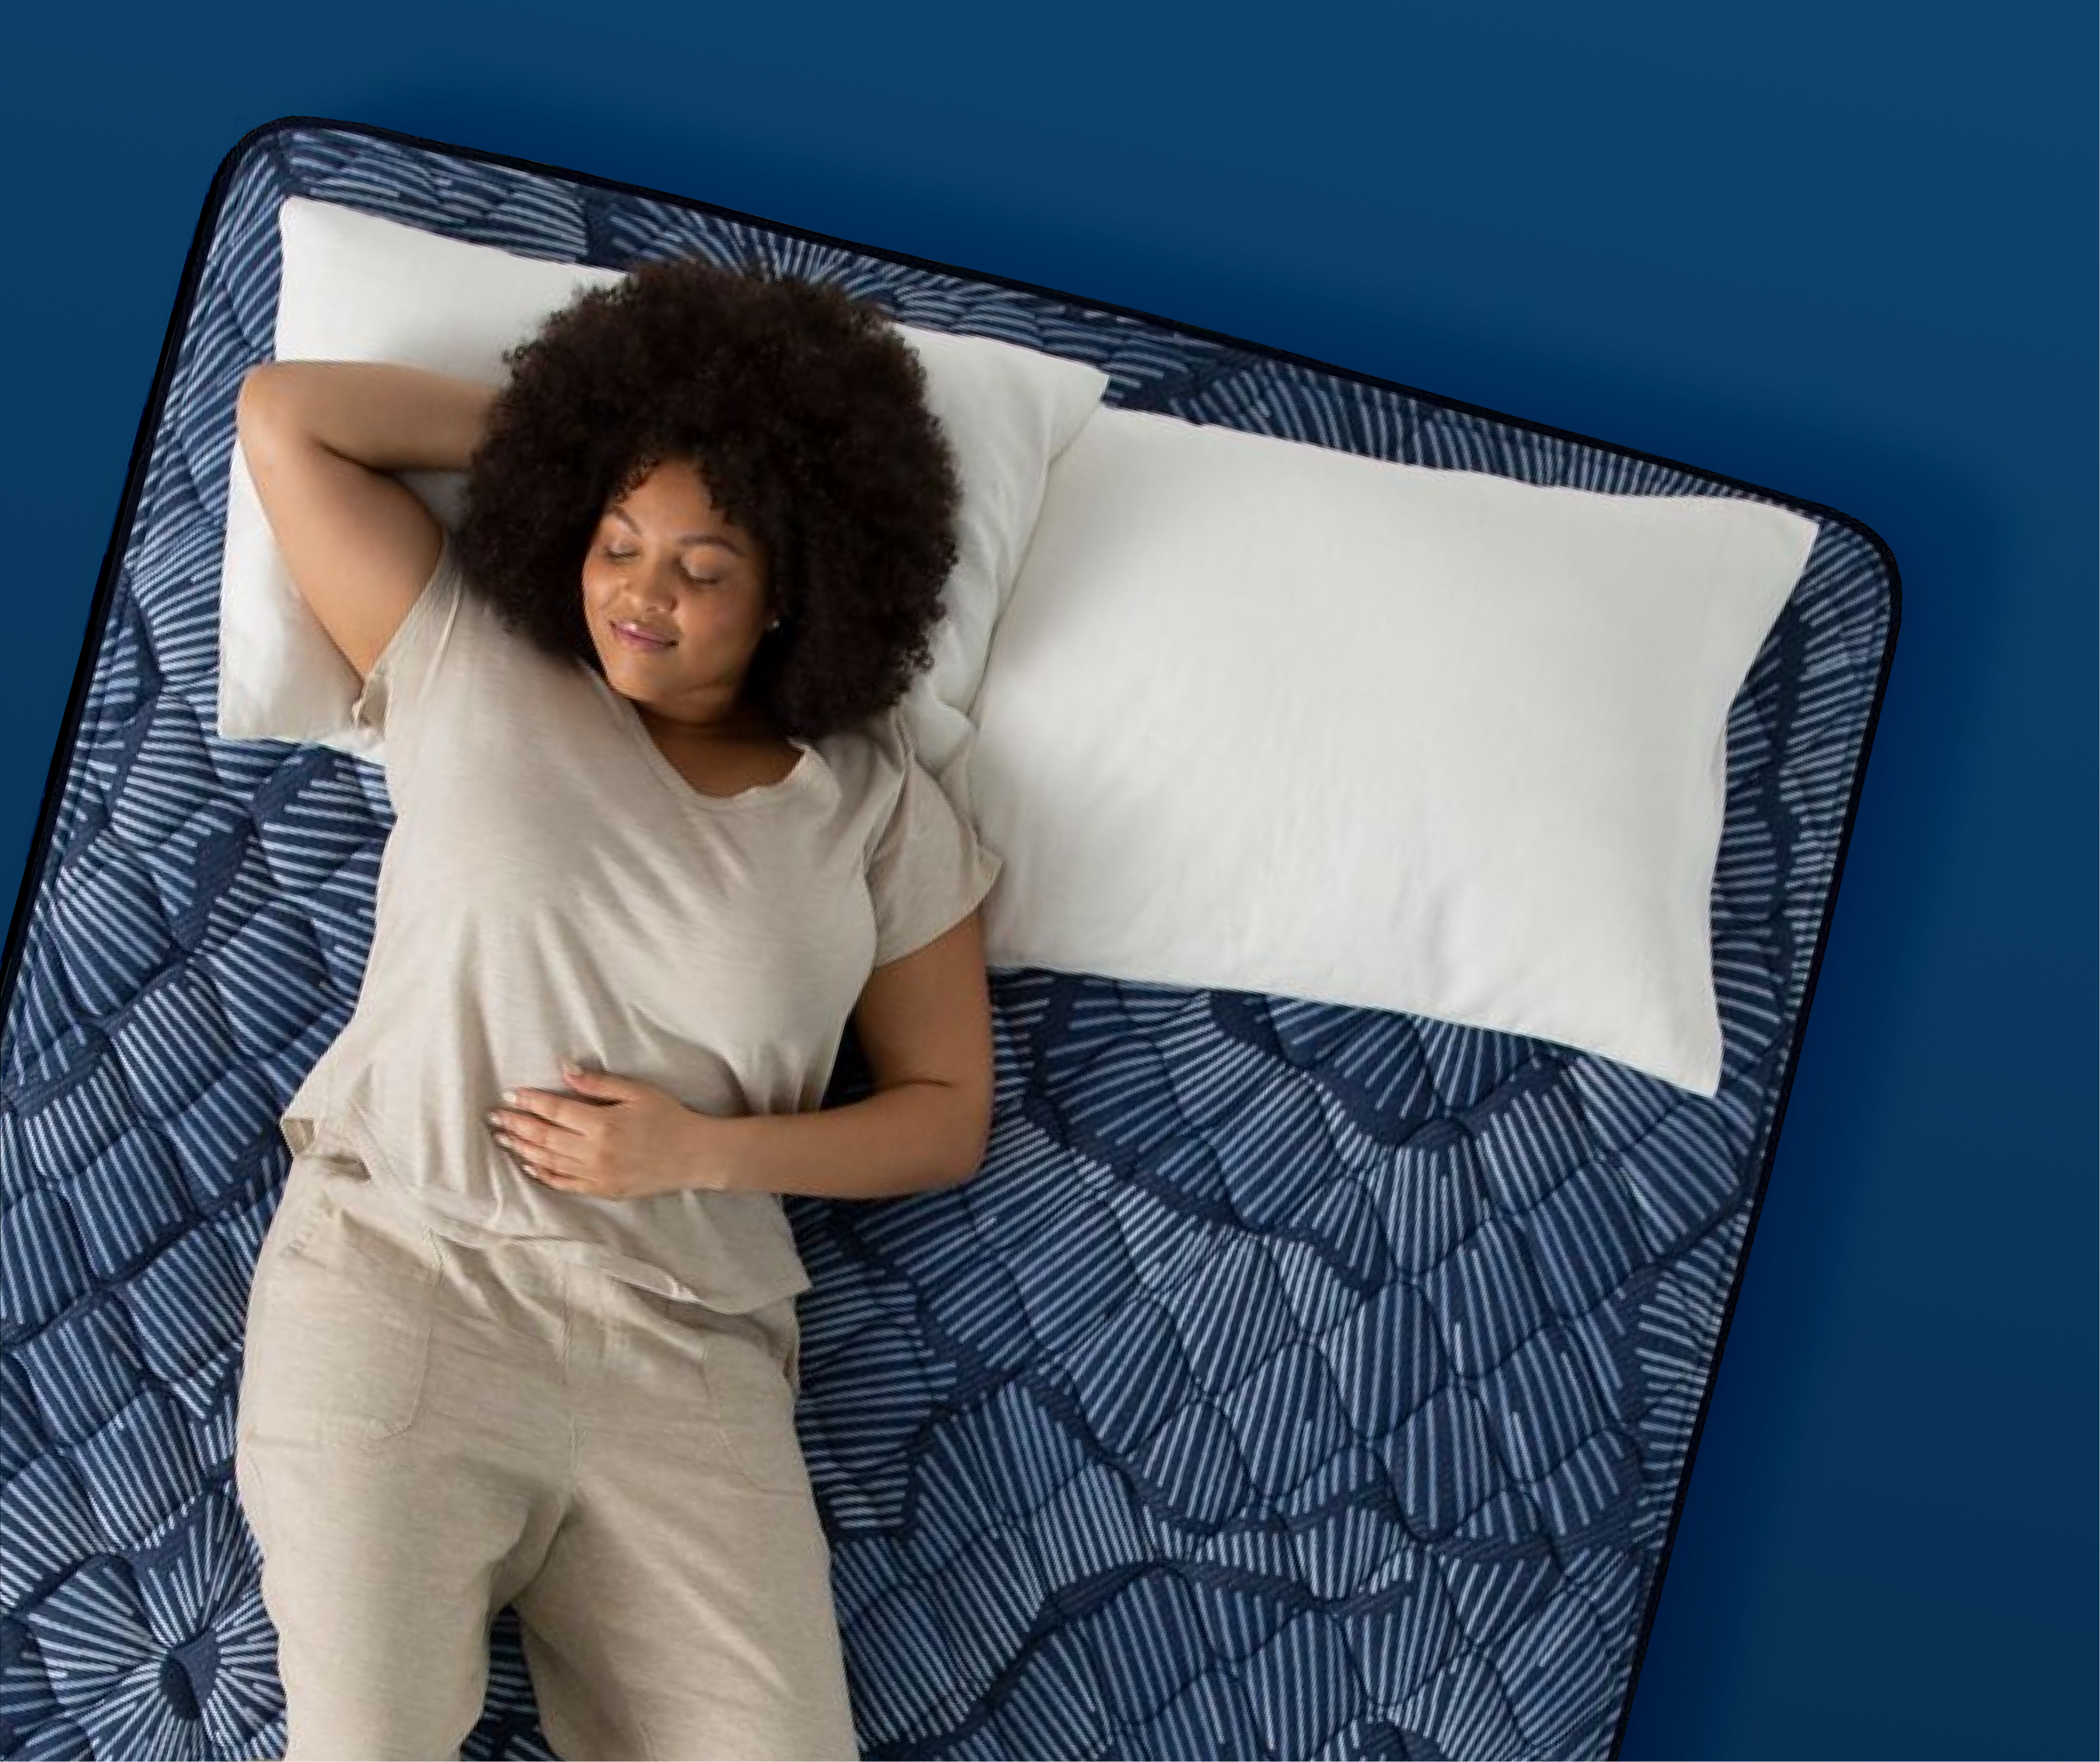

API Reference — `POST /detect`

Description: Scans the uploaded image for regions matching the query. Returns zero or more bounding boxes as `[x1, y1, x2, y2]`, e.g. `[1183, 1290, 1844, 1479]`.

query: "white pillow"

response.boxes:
[967, 408, 1820, 1097]
[216, 197, 1109, 772]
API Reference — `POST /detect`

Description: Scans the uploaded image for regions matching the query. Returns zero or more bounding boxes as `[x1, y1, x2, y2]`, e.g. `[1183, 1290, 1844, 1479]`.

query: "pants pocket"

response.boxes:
[701, 1326, 811, 1498]
[782, 1310, 804, 1400]
[246, 1174, 441, 1450]
[633, 1293, 810, 1497]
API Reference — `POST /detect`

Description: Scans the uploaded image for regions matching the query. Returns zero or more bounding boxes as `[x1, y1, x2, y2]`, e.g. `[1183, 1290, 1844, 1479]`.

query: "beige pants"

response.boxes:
[233, 1152, 860, 1761]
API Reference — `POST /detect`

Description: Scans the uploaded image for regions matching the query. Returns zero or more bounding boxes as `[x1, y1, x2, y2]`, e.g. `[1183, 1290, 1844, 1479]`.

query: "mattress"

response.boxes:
[0, 117, 1896, 1760]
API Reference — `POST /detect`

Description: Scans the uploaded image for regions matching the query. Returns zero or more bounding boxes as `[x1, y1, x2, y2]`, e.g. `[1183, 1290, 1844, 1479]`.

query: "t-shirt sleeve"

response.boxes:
[345, 539, 479, 784]
[867, 709, 1004, 968]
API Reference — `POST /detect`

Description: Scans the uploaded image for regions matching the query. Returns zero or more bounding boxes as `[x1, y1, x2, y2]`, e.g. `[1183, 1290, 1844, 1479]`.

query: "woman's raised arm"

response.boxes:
[236, 362, 499, 679]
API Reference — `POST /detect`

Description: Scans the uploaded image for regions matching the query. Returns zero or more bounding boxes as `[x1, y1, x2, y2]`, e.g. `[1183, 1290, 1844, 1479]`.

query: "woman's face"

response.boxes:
[581, 458, 775, 730]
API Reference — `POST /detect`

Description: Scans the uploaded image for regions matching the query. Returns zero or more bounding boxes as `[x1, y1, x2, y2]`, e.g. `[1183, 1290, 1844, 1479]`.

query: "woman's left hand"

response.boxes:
[488, 1062, 734, 1199]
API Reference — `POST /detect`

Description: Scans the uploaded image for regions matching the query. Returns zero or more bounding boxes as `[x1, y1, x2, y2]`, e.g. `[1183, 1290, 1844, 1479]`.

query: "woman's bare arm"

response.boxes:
[713, 911, 996, 1198]
[235, 362, 499, 679]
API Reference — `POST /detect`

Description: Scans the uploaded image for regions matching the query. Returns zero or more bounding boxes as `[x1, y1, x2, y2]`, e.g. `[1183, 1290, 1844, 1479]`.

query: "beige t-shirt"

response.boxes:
[281, 541, 1003, 1313]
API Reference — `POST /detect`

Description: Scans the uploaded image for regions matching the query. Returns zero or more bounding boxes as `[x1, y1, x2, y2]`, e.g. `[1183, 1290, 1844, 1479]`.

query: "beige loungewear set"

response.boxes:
[234, 543, 1001, 1760]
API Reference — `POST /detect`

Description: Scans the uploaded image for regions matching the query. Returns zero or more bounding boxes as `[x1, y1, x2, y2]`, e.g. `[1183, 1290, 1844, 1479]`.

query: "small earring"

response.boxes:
[766, 616, 783, 631]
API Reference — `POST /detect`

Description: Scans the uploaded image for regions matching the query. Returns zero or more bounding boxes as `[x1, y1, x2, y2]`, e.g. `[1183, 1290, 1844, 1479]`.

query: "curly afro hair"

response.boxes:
[452, 257, 962, 742]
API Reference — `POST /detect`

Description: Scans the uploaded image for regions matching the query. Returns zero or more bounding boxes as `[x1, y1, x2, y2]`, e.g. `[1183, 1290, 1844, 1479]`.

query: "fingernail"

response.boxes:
[501, 1090, 518, 1104]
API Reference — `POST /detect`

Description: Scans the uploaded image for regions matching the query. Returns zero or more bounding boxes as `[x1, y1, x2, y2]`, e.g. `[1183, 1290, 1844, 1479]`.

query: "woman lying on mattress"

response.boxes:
[232, 260, 1000, 1761]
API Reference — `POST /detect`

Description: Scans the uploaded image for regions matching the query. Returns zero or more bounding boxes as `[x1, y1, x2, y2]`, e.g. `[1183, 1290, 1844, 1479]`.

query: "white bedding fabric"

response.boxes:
[965, 409, 1820, 1096]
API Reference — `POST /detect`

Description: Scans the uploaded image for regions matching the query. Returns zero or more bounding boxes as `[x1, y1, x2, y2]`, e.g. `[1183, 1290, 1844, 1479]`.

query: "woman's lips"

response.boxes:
[612, 621, 674, 652]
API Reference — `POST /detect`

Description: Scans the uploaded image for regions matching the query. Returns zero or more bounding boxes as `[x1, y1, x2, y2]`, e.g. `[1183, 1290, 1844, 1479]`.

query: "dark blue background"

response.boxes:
[5, 5, 2092, 1757]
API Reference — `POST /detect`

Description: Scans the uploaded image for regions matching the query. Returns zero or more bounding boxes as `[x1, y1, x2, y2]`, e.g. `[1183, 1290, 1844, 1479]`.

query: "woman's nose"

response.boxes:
[630, 562, 678, 609]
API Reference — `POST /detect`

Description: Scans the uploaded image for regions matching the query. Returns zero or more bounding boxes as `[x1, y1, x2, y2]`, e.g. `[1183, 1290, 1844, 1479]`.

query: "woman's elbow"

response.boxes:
[235, 362, 299, 458]
[236, 361, 284, 420]
[942, 1080, 996, 1187]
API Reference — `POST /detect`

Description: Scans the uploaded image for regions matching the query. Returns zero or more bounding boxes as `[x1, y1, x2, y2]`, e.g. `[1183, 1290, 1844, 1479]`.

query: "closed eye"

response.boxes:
[601, 545, 720, 587]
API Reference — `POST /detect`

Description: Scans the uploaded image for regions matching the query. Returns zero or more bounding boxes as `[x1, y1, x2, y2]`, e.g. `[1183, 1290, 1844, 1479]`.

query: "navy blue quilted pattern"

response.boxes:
[0, 121, 1892, 1760]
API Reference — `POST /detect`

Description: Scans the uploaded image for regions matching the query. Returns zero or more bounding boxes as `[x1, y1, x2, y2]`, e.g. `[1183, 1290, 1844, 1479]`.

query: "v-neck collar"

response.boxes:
[588, 669, 821, 812]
